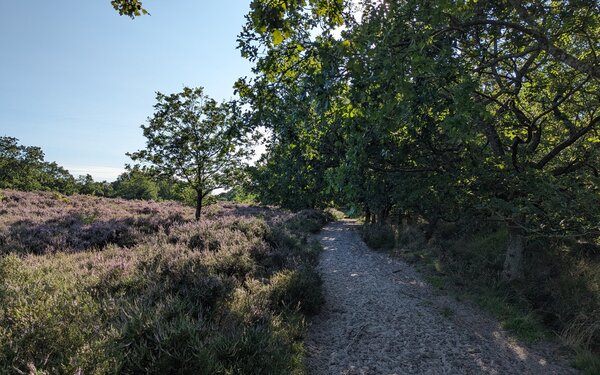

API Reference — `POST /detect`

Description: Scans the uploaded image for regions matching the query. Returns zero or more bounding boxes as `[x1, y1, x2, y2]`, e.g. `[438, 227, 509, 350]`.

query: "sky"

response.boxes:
[0, 0, 254, 181]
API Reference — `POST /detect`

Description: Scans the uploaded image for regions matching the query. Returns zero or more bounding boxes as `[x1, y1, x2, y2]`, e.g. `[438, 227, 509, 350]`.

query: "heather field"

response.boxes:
[0, 190, 330, 374]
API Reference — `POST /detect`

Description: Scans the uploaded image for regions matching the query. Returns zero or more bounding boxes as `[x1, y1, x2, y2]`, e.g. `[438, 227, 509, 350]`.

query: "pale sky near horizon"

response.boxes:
[0, 1, 254, 181]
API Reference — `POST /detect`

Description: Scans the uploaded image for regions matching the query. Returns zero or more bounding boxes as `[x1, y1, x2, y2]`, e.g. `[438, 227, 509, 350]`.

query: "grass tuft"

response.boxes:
[574, 350, 600, 375]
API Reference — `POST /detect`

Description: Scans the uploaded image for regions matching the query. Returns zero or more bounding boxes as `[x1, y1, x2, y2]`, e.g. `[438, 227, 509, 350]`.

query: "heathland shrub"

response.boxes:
[361, 224, 396, 250]
[0, 191, 327, 374]
[287, 209, 331, 234]
[269, 266, 324, 315]
[0, 190, 191, 255]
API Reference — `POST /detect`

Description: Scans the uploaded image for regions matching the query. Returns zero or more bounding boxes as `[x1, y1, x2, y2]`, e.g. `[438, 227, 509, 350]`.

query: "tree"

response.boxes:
[239, 0, 600, 280]
[112, 168, 159, 200]
[39, 162, 78, 195]
[0, 136, 78, 194]
[76, 174, 113, 196]
[0, 136, 45, 191]
[446, 0, 600, 280]
[128, 87, 254, 220]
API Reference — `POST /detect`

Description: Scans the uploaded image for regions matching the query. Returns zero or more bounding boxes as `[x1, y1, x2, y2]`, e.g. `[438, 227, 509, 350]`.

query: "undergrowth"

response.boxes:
[0, 190, 331, 374]
[361, 218, 600, 373]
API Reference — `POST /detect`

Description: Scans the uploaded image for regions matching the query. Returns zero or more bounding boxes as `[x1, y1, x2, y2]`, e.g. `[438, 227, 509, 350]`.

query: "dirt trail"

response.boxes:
[306, 220, 577, 375]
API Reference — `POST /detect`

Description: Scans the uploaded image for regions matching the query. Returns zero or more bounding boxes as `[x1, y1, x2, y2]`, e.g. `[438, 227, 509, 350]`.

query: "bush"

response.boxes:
[361, 224, 395, 250]
[287, 209, 331, 234]
[269, 266, 324, 315]
[574, 350, 600, 375]
[0, 193, 327, 374]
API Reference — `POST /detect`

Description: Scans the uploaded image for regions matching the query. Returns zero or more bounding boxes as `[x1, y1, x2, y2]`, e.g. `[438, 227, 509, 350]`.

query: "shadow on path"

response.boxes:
[306, 220, 576, 375]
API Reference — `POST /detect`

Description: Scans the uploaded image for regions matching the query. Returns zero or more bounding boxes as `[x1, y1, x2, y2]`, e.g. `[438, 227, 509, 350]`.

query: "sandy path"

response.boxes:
[306, 220, 577, 375]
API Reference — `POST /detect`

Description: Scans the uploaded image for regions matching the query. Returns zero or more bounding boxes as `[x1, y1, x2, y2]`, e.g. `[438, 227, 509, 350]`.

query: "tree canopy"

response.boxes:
[238, 0, 600, 280]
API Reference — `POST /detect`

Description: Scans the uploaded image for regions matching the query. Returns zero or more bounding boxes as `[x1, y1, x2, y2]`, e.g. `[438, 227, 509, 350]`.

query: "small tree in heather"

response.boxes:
[128, 87, 253, 220]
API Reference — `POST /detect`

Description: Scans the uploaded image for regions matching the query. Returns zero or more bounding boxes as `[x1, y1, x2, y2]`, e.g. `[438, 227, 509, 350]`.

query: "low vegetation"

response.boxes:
[0, 190, 330, 374]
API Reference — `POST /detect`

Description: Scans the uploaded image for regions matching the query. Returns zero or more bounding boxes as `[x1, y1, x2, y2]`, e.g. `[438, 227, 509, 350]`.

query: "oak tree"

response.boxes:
[128, 87, 254, 220]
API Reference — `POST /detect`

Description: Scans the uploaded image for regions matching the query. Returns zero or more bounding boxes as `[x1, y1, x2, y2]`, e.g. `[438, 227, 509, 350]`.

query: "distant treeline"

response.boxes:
[0, 136, 229, 204]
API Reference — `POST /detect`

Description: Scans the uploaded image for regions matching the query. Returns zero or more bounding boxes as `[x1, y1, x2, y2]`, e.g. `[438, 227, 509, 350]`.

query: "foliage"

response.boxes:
[76, 174, 113, 197]
[216, 185, 258, 204]
[112, 168, 159, 201]
[110, 0, 148, 18]
[0, 135, 203, 206]
[574, 350, 600, 375]
[0, 190, 189, 255]
[0, 191, 328, 374]
[238, 0, 600, 278]
[269, 266, 324, 315]
[324, 207, 345, 221]
[287, 209, 333, 234]
[0, 137, 77, 195]
[128, 87, 256, 220]
[361, 224, 396, 250]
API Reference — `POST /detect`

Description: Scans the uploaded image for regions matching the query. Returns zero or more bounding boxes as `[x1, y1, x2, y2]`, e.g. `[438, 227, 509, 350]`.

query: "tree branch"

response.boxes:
[535, 116, 600, 170]
[452, 19, 600, 79]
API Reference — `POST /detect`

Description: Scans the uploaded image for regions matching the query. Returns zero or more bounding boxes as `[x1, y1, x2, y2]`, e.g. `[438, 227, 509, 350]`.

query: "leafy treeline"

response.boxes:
[0, 136, 195, 203]
[237, 0, 600, 280]
[0, 137, 78, 194]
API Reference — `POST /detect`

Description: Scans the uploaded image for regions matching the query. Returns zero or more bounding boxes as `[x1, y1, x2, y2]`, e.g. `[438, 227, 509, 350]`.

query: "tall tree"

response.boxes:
[128, 87, 254, 220]
[240, 0, 600, 280]
[447, 0, 600, 279]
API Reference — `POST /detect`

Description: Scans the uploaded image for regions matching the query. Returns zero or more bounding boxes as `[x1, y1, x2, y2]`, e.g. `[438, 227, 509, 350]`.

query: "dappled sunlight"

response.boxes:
[494, 331, 529, 361]
[310, 220, 575, 374]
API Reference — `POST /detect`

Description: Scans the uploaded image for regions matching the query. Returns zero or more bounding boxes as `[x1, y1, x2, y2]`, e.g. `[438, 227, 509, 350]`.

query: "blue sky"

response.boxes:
[0, 0, 253, 181]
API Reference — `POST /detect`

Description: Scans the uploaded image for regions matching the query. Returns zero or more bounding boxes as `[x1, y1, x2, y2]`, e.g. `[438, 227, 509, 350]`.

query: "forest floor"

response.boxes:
[306, 220, 578, 375]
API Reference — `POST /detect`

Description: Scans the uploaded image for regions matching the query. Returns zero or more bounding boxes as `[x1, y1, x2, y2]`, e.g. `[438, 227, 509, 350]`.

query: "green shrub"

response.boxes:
[0, 201, 326, 374]
[574, 350, 600, 375]
[361, 224, 395, 250]
[51, 191, 70, 204]
[269, 267, 324, 315]
[287, 209, 331, 234]
[210, 325, 295, 375]
[398, 225, 426, 250]
[203, 248, 257, 278]
[112, 298, 215, 374]
[0, 255, 113, 374]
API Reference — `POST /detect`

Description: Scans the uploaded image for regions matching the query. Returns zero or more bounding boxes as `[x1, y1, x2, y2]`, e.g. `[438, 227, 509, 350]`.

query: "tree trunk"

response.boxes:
[424, 216, 439, 241]
[377, 208, 388, 225]
[195, 190, 203, 221]
[364, 206, 371, 224]
[502, 220, 525, 281]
